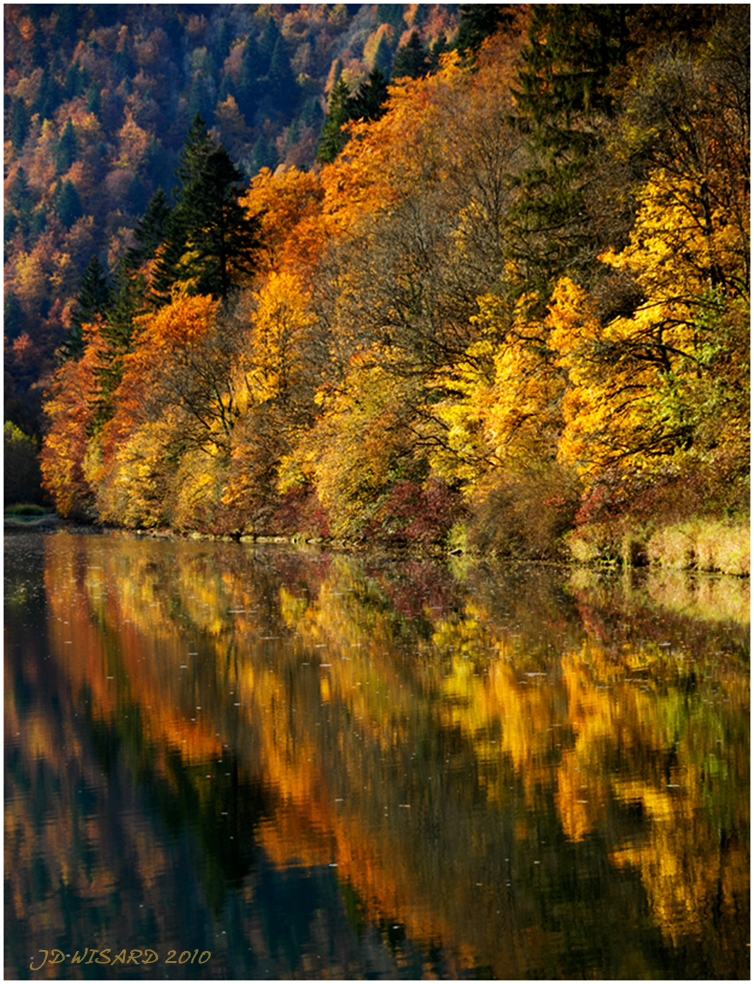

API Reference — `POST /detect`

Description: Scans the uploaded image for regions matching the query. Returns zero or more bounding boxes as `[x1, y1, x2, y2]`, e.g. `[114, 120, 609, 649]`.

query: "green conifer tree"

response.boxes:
[7, 166, 34, 236]
[237, 33, 260, 123]
[392, 32, 428, 79]
[55, 117, 78, 174]
[188, 70, 214, 127]
[372, 34, 393, 76]
[268, 35, 298, 117]
[53, 179, 83, 228]
[352, 68, 388, 120]
[219, 71, 235, 103]
[88, 259, 148, 432]
[155, 115, 259, 301]
[4, 291, 26, 342]
[509, 4, 634, 309]
[456, 4, 516, 60]
[215, 18, 235, 61]
[127, 187, 173, 269]
[258, 16, 280, 77]
[428, 35, 451, 73]
[316, 77, 352, 164]
[61, 255, 111, 360]
[10, 99, 29, 151]
[251, 133, 277, 173]
[86, 83, 101, 116]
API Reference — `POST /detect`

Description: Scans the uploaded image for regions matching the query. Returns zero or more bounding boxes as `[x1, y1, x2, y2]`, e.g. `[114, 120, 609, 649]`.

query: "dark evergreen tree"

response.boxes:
[392, 32, 428, 79]
[144, 138, 176, 197]
[7, 166, 34, 235]
[55, 117, 78, 174]
[86, 82, 101, 115]
[219, 71, 235, 103]
[316, 77, 352, 164]
[162, 8, 183, 54]
[372, 34, 393, 76]
[157, 116, 260, 300]
[300, 94, 324, 130]
[250, 133, 277, 174]
[257, 16, 280, 78]
[428, 34, 451, 73]
[64, 61, 88, 98]
[149, 213, 188, 307]
[30, 21, 44, 68]
[4, 212, 18, 244]
[456, 4, 517, 60]
[112, 45, 133, 80]
[188, 70, 214, 127]
[61, 255, 111, 360]
[4, 291, 26, 343]
[351, 68, 389, 121]
[88, 259, 147, 431]
[10, 98, 29, 151]
[411, 5, 429, 30]
[127, 187, 173, 268]
[53, 179, 83, 228]
[508, 4, 635, 309]
[35, 69, 63, 121]
[316, 67, 389, 164]
[215, 18, 235, 61]
[376, 4, 403, 31]
[177, 147, 259, 298]
[126, 174, 149, 216]
[31, 207, 47, 237]
[515, 5, 631, 141]
[268, 35, 298, 117]
[52, 5, 80, 49]
[237, 33, 260, 124]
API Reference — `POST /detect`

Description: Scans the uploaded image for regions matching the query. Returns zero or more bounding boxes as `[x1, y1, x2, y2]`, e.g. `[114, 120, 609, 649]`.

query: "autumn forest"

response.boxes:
[4, 4, 750, 567]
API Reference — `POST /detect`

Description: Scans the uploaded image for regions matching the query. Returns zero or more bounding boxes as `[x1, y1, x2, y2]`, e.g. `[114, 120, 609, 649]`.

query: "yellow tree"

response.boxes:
[307, 351, 425, 540]
[240, 166, 325, 275]
[551, 161, 749, 482]
[40, 325, 106, 518]
[88, 293, 230, 527]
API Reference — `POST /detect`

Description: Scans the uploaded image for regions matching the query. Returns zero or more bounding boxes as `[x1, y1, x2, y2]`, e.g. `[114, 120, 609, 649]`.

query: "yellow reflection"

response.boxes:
[17, 535, 749, 972]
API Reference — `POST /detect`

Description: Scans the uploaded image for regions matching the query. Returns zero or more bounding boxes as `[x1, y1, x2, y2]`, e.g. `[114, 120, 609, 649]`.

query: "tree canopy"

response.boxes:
[16, 4, 747, 561]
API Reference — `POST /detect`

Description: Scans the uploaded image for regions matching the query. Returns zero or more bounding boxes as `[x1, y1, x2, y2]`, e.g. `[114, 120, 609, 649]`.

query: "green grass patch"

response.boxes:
[5, 503, 48, 516]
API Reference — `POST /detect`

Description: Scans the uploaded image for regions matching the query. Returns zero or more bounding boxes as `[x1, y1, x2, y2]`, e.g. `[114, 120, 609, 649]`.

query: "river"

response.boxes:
[4, 530, 750, 979]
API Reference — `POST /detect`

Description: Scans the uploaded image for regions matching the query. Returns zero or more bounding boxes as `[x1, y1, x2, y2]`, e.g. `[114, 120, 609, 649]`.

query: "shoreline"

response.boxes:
[6, 513, 750, 578]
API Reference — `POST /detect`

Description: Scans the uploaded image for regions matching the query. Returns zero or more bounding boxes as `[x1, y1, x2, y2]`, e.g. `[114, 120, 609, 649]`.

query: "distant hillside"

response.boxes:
[4, 3, 461, 435]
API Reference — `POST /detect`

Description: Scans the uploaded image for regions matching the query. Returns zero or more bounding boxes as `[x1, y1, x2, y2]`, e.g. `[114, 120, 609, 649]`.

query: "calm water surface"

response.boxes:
[4, 531, 750, 979]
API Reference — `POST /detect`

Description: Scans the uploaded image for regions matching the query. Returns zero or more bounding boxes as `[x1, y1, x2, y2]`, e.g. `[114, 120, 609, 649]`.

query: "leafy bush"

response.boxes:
[272, 485, 331, 539]
[366, 477, 465, 546]
[4, 422, 44, 507]
[5, 502, 47, 516]
[466, 463, 581, 560]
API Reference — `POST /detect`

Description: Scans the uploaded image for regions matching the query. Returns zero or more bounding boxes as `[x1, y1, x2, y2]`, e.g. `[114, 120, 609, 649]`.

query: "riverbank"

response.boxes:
[11, 505, 749, 577]
[566, 515, 750, 577]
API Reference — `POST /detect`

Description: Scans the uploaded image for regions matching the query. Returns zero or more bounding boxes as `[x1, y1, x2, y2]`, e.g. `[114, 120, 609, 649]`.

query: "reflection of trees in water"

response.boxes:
[6, 533, 749, 979]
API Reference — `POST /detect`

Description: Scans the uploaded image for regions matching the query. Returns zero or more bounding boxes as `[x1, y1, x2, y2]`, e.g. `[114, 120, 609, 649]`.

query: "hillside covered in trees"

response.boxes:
[5, 3, 461, 434]
[5, 4, 750, 569]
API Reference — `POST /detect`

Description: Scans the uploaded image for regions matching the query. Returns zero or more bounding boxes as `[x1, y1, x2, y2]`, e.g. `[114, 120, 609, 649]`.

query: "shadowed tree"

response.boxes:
[60, 255, 111, 361]
[351, 68, 388, 121]
[154, 115, 260, 301]
[456, 4, 517, 60]
[53, 178, 83, 228]
[392, 32, 428, 80]
[268, 35, 298, 118]
[316, 77, 352, 164]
